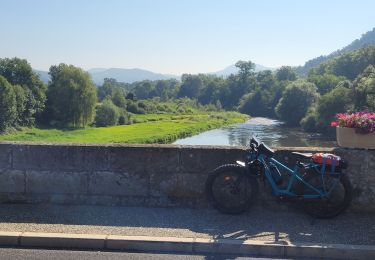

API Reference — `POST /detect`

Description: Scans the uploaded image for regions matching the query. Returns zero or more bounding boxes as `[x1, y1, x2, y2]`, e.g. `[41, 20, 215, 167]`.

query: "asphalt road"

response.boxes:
[0, 248, 293, 260]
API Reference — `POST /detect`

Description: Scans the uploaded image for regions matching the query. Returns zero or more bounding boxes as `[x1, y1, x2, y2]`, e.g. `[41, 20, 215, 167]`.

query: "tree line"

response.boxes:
[0, 45, 374, 133]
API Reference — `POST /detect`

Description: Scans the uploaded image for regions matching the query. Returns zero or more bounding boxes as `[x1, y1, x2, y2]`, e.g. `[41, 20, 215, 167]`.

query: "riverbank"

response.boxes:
[0, 112, 248, 144]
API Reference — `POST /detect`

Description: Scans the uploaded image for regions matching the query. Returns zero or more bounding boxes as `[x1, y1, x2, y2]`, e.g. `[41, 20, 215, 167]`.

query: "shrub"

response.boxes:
[95, 99, 120, 127]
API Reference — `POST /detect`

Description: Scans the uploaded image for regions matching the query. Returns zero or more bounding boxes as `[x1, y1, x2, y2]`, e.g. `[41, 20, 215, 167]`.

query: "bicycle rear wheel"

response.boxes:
[301, 172, 352, 218]
[205, 164, 259, 214]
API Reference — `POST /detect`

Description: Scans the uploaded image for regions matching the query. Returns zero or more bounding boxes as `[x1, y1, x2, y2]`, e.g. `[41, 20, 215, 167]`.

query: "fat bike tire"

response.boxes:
[205, 164, 259, 215]
[301, 173, 352, 219]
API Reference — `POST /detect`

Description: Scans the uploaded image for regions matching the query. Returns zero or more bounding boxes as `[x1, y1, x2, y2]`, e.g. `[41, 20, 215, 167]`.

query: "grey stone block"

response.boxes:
[12, 144, 86, 171]
[149, 172, 177, 197]
[88, 171, 148, 196]
[83, 146, 109, 170]
[180, 147, 244, 174]
[26, 171, 88, 194]
[0, 144, 12, 169]
[0, 170, 25, 193]
[108, 146, 180, 174]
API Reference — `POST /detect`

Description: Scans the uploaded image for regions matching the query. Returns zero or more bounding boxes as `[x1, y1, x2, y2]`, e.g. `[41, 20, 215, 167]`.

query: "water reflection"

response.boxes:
[173, 117, 336, 147]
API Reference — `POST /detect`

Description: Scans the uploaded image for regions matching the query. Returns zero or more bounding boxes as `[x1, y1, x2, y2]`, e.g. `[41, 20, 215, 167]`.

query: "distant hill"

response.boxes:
[88, 68, 178, 85]
[211, 64, 276, 77]
[296, 27, 375, 76]
[33, 68, 179, 85]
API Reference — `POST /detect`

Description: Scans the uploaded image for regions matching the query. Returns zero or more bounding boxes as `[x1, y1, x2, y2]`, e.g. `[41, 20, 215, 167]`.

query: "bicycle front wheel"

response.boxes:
[205, 164, 259, 215]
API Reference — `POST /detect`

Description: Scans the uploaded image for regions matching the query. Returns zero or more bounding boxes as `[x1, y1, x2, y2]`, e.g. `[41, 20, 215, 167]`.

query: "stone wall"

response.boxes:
[0, 142, 373, 212]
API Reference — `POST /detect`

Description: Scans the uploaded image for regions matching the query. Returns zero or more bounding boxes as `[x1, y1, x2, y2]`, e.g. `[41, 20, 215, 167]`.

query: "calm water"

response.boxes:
[173, 117, 336, 147]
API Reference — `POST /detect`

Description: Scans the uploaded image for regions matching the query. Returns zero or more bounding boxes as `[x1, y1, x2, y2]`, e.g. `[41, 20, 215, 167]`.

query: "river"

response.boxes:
[173, 117, 336, 147]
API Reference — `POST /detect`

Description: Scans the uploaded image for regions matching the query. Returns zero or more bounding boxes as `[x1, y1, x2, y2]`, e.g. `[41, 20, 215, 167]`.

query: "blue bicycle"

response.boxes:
[205, 136, 352, 218]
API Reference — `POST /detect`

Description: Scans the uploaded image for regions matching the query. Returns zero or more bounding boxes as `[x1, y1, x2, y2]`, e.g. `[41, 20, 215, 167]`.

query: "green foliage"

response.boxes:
[295, 27, 375, 76]
[307, 73, 346, 95]
[0, 112, 248, 144]
[314, 86, 352, 131]
[178, 74, 203, 99]
[235, 60, 255, 80]
[46, 64, 97, 127]
[238, 90, 270, 117]
[97, 78, 127, 103]
[300, 107, 318, 132]
[95, 99, 120, 127]
[0, 76, 17, 132]
[276, 66, 297, 81]
[309, 45, 375, 80]
[275, 81, 319, 126]
[352, 65, 375, 111]
[0, 57, 46, 126]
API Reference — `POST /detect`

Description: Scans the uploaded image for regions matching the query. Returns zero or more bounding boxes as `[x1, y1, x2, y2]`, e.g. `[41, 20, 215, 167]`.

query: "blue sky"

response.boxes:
[0, 0, 374, 74]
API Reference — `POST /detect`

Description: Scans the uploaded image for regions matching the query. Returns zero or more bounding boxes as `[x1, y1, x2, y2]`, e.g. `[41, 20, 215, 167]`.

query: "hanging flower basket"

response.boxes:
[331, 112, 375, 149]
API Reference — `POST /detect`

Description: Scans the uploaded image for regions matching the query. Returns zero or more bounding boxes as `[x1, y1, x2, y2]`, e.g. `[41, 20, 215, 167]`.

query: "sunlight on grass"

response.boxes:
[0, 112, 248, 144]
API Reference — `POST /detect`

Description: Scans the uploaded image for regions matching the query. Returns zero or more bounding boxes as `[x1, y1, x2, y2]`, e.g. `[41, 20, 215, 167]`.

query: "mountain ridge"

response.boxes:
[295, 27, 375, 75]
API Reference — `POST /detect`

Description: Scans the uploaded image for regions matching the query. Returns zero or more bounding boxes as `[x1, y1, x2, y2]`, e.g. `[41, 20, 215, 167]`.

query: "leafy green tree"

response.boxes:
[235, 60, 255, 80]
[275, 81, 319, 126]
[307, 73, 346, 95]
[46, 64, 97, 127]
[238, 90, 270, 116]
[0, 76, 17, 132]
[315, 85, 352, 131]
[13, 85, 27, 126]
[95, 99, 120, 127]
[300, 106, 318, 132]
[310, 45, 375, 80]
[178, 74, 203, 99]
[0, 57, 46, 126]
[111, 88, 127, 108]
[276, 66, 297, 81]
[352, 65, 375, 111]
[132, 81, 156, 100]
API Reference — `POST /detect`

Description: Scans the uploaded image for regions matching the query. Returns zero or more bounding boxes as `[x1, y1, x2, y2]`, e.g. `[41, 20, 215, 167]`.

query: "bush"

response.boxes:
[126, 101, 146, 114]
[275, 81, 319, 126]
[118, 109, 130, 125]
[95, 99, 120, 127]
[300, 108, 317, 132]
[0, 76, 17, 132]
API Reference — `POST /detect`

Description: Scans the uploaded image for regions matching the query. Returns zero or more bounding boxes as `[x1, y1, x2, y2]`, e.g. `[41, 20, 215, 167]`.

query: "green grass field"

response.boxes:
[0, 112, 248, 144]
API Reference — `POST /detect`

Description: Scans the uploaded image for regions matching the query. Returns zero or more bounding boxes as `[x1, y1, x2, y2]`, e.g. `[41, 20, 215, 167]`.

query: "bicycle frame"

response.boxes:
[254, 154, 339, 199]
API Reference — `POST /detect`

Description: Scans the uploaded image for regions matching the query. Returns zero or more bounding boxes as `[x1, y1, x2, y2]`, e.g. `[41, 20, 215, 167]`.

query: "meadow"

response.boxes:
[0, 112, 248, 144]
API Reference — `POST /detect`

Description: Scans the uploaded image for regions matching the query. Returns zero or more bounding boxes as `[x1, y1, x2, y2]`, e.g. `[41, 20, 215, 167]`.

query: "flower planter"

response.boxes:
[336, 126, 375, 149]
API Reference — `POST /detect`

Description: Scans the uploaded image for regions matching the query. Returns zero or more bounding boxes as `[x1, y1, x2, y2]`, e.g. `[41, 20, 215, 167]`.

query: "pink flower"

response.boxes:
[333, 111, 375, 134]
[331, 121, 338, 127]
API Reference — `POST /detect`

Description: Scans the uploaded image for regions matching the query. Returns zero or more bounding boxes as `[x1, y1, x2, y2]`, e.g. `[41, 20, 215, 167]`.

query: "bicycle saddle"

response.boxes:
[291, 152, 313, 159]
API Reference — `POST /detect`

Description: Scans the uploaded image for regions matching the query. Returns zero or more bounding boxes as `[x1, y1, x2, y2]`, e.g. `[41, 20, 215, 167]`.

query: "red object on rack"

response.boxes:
[312, 153, 343, 166]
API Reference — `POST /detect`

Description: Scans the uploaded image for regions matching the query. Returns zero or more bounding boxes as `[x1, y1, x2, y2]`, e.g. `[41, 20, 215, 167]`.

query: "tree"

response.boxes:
[46, 64, 97, 127]
[95, 99, 120, 127]
[275, 81, 319, 126]
[352, 65, 375, 111]
[276, 66, 297, 81]
[111, 88, 126, 108]
[238, 90, 270, 117]
[178, 74, 203, 99]
[315, 85, 352, 131]
[307, 73, 346, 95]
[0, 57, 46, 126]
[0, 76, 17, 132]
[235, 60, 255, 80]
